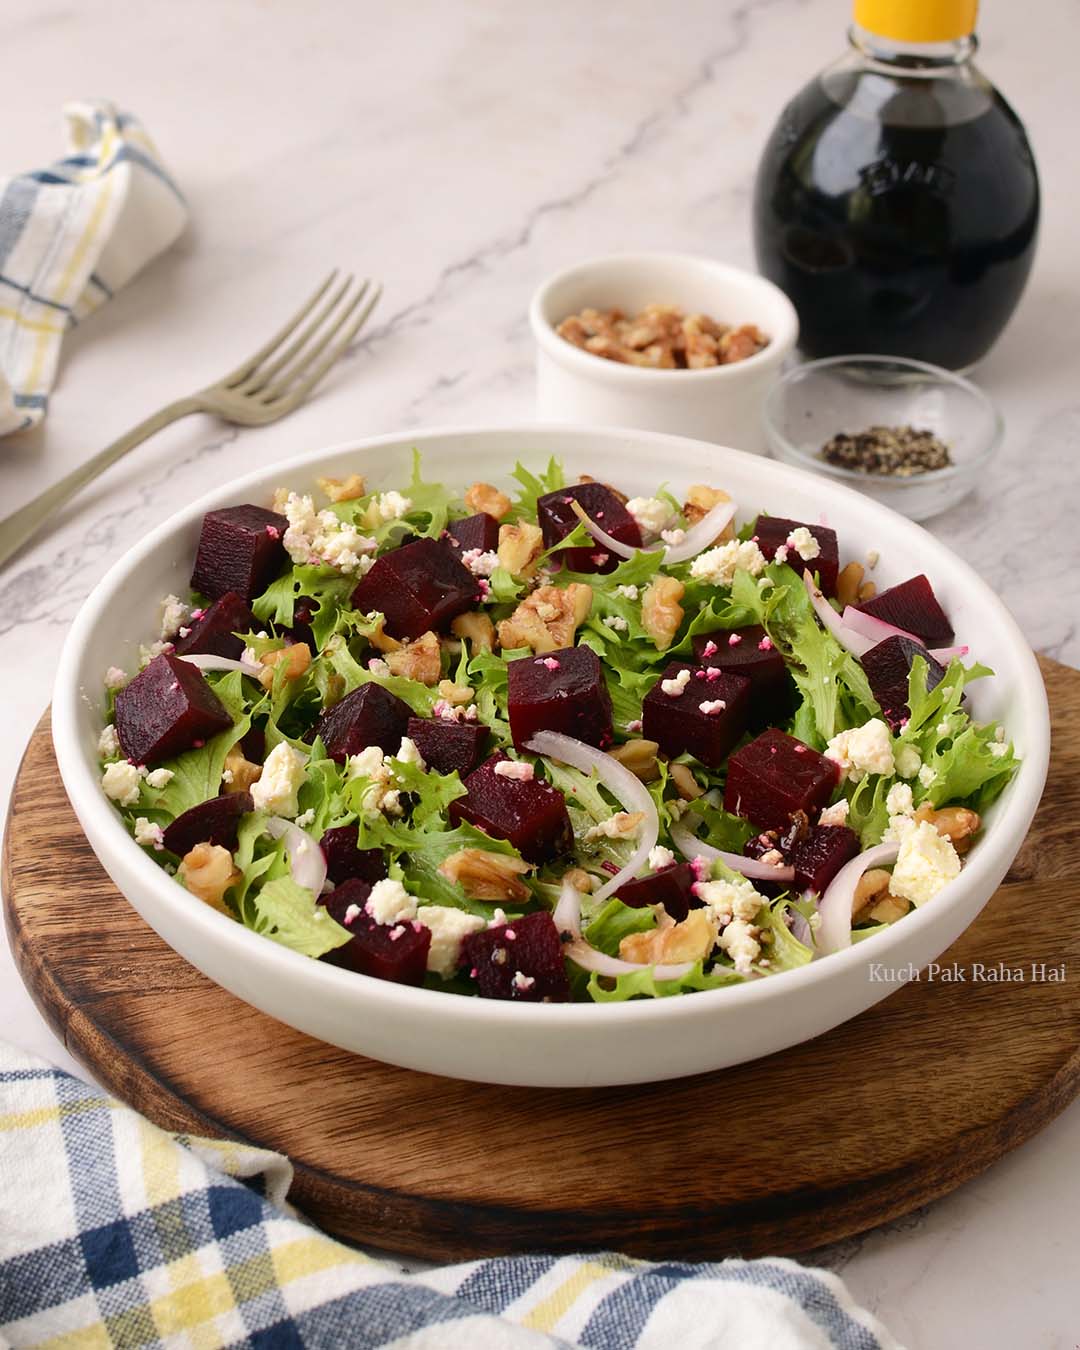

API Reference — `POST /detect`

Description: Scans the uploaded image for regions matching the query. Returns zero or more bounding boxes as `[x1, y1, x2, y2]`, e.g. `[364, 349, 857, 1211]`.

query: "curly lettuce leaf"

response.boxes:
[248, 874, 351, 958]
[583, 897, 656, 955]
[757, 897, 814, 972]
[685, 797, 755, 853]
[251, 564, 355, 634]
[585, 961, 743, 1002]
[507, 458, 564, 522]
[322, 634, 438, 716]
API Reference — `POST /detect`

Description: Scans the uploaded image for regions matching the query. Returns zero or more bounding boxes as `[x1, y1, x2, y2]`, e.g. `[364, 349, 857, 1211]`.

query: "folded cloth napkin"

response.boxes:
[0, 1046, 901, 1349]
[0, 100, 186, 436]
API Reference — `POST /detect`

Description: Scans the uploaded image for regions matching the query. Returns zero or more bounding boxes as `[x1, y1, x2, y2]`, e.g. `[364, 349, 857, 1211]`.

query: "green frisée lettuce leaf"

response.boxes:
[465, 649, 513, 740]
[757, 897, 814, 972]
[685, 797, 755, 853]
[248, 874, 351, 958]
[251, 565, 355, 633]
[507, 458, 564, 522]
[331, 449, 454, 545]
[321, 633, 438, 716]
[585, 961, 743, 1002]
[583, 898, 656, 955]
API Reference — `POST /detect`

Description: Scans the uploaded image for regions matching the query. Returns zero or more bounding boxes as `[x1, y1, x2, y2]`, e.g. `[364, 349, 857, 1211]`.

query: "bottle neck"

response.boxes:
[849, 24, 977, 74]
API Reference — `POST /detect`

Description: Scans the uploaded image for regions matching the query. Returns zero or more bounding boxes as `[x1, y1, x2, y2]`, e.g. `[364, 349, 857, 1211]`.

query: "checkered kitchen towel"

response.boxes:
[0, 1046, 902, 1349]
[0, 100, 186, 436]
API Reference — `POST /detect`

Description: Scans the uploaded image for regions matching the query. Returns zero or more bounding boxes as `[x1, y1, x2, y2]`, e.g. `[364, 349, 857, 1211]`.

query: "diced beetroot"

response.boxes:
[350, 537, 478, 640]
[507, 646, 613, 751]
[319, 879, 430, 985]
[790, 825, 860, 893]
[315, 683, 411, 762]
[449, 754, 573, 864]
[861, 635, 947, 731]
[114, 654, 233, 766]
[642, 663, 751, 770]
[691, 625, 792, 729]
[173, 591, 256, 661]
[319, 825, 387, 885]
[616, 862, 699, 922]
[537, 482, 642, 574]
[190, 505, 288, 603]
[462, 910, 570, 1002]
[241, 724, 266, 763]
[753, 515, 839, 596]
[406, 716, 490, 777]
[283, 596, 320, 651]
[161, 791, 253, 857]
[445, 513, 499, 554]
[724, 728, 840, 830]
[855, 574, 954, 645]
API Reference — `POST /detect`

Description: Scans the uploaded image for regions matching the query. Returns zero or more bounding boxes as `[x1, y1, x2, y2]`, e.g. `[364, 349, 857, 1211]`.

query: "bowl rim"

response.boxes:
[52, 421, 1049, 1033]
[763, 353, 1006, 488]
[529, 251, 799, 385]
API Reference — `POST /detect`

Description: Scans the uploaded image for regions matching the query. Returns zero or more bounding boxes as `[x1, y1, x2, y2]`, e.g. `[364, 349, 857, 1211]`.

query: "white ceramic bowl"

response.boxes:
[530, 253, 798, 452]
[52, 425, 1049, 1088]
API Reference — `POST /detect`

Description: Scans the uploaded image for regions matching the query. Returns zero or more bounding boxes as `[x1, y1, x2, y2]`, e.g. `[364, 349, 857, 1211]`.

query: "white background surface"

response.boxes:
[1, 2, 1078, 1346]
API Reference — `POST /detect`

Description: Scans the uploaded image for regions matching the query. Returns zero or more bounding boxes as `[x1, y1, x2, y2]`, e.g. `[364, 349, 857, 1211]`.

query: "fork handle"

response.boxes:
[0, 395, 203, 570]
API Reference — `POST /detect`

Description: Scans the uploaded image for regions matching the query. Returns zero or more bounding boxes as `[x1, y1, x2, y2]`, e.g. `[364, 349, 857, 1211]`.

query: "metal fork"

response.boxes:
[0, 271, 381, 569]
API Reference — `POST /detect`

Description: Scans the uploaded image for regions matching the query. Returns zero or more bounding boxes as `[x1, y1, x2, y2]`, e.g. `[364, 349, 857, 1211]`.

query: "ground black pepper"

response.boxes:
[820, 425, 953, 477]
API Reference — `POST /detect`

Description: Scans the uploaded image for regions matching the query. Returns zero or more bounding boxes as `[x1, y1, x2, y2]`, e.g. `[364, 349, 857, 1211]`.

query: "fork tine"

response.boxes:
[238, 274, 357, 396]
[269, 285, 382, 411]
[223, 270, 338, 387]
[260, 280, 374, 404]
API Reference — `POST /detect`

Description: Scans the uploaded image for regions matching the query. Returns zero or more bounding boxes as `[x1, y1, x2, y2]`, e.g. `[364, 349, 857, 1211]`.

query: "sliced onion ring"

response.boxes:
[524, 731, 659, 902]
[929, 644, 970, 664]
[817, 841, 899, 956]
[788, 896, 815, 950]
[840, 605, 924, 648]
[264, 817, 328, 897]
[802, 571, 874, 657]
[570, 497, 738, 567]
[554, 878, 694, 981]
[176, 653, 263, 677]
[669, 820, 795, 883]
[569, 500, 642, 561]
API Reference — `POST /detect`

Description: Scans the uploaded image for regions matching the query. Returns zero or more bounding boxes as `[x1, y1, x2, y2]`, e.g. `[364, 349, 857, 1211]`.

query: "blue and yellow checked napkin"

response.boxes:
[0, 1044, 902, 1349]
[0, 100, 186, 436]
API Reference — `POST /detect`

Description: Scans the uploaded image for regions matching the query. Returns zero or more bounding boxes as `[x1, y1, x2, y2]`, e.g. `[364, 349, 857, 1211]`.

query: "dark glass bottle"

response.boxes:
[752, 7, 1039, 370]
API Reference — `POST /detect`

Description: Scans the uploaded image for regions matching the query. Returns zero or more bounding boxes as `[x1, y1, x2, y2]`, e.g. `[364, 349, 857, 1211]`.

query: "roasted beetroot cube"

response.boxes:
[724, 728, 840, 830]
[350, 537, 477, 640]
[855, 574, 954, 645]
[115, 654, 233, 767]
[462, 911, 569, 1002]
[691, 625, 792, 729]
[173, 591, 256, 661]
[642, 663, 751, 770]
[616, 862, 699, 922]
[754, 516, 839, 596]
[319, 879, 430, 985]
[449, 754, 572, 863]
[445, 512, 499, 554]
[315, 683, 411, 762]
[790, 825, 860, 893]
[407, 716, 490, 777]
[862, 635, 947, 731]
[161, 791, 253, 857]
[319, 825, 387, 886]
[507, 646, 613, 751]
[537, 482, 642, 574]
[190, 504, 287, 603]
[241, 724, 266, 763]
[282, 596, 320, 652]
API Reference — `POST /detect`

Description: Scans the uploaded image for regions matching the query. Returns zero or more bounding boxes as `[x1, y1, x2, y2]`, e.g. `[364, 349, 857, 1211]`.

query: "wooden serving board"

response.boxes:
[4, 657, 1079, 1263]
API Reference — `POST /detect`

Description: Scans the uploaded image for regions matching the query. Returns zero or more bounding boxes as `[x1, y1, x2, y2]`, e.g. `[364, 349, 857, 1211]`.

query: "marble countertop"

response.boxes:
[1, 1, 1077, 1344]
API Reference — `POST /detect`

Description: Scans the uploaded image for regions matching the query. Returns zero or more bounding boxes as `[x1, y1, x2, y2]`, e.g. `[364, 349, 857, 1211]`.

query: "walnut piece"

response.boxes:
[641, 576, 685, 650]
[451, 610, 496, 653]
[464, 481, 512, 520]
[620, 908, 717, 965]
[318, 473, 366, 503]
[438, 849, 531, 902]
[669, 762, 703, 801]
[385, 631, 442, 686]
[563, 867, 595, 894]
[836, 561, 877, 608]
[437, 679, 474, 706]
[851, 867, 892, 921]
[497, 521, 544, 577]
[868, 894, 911, 924]
[222, 746, 262, 795]
[364, 612, 403, 653]
[608, 739, 660, 783]
[258, 642, 311, 690]
[497, 583, 592, 654]
[179, 843, 238, 914]
[557, 304, 768, 369]
[683, 485, 735, 544]
[914, 804, 981, 854]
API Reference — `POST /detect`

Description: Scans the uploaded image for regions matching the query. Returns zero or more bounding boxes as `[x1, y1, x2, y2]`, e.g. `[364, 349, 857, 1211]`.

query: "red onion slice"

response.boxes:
[817, 841, 899, 956]
[264, 817, 328, 897]
[553, 878, 695, 981]
[569, 501, 643, 561]
[928, 644, 970, 664]
[840, 606, 923, 648]
[802, 572, 874, 657]
[176, 653, 263, 678]
[525, 731, 659, 902]
[660, 499, 738, 564]
[669, 820, 795, 883]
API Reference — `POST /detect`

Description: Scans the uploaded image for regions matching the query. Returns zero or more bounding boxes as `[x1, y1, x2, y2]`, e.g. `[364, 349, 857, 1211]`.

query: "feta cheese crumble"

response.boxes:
[699, 699, 727, 715]
[145, 767, 174, 790]
[97, 724, 121, 759]
[602, 615, 629, 632]
[133, 817, 164, 849]
[786, 526, 820, 561]
[460, 548, 499, 578]
[512, 970, 537, 993]
[660, 668, 692, 697]
[394, 736, 427, 771]
[418, 904, 486, 978]
[625, 496, 675, 536]
[648, 845, 676, 871]
[345, 745, 403, 818]
[373, 490, 413, 521]
[158, 594, 190, 641]
[294, 808, 316, 829]
[825, 718, 895, 782]
[895, 744, 922, 779]
[717, 917, 761, 975]
[689, 539, 767, 587]
[695, 876, 765, 924]
[918, 763, 937, 788]
[493, 760, 535, 782]
[613, 584, 639, 600]
[281, 492, 377, 575]
[366, 879, 418, 926]
[888, 820, 961, 907]
[101, 761, 146, 807]
[585, 811, 643, 841]
[104, 666, 129, 691]
[818, 798, 850, 827]
[250, 741, 308, 817]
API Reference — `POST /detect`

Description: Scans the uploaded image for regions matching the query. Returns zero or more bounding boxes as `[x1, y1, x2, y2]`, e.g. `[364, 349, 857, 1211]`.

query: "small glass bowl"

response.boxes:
[763, 355, 1003, 521]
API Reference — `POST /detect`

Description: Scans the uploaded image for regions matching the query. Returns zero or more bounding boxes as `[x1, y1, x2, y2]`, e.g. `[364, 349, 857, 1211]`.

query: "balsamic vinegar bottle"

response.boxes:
[752, 0, 1039, 370]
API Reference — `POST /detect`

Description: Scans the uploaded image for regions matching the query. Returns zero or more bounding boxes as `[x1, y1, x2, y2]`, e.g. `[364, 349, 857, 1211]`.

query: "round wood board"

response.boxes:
[4, 656, 1079, 1263]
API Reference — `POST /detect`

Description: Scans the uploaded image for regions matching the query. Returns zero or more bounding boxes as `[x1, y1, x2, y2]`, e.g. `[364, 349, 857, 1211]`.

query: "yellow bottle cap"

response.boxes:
[854, 0, 978, 43]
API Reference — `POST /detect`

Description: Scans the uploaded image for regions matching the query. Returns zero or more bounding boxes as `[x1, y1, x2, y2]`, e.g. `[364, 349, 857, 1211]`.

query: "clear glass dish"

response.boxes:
[763, 355, 1003, 521]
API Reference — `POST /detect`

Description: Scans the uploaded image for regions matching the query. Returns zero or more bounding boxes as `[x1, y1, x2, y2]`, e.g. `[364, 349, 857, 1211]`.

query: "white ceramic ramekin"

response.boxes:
[530, 253, 798, 452]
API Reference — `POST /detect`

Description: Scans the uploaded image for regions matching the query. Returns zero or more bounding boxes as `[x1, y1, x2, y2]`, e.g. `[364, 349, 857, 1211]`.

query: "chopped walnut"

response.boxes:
[222, 746, 262, 795]
[363, 612, 402, 653]
[563, 867, 595, 894]
[836, 561, 877, 608]
[438, 849, 531, 902]
[437, 679, 474, 706]
[585, 811, 645, 842]
[683, 485, 735, 544]
[557, 304, 768, 369]
[257, 642, 312, 690]
[608, 739, 660, 783]
[641, 576, 685, 650]
[620, 908, 717, 965]
[669, 762, 703, 801]
[914, 804, 981, 854]
[385, 631, 442, 686]
[464, 481, 512, 520]
[318, 473, 366, 503]
[851, 868, 892, 921]
[179, 843, 239, 914]
[497, 583, 592, 654]
[451, 610, 496, 653]
[868, 894, 911, 924]
[497, 521, 544, 577]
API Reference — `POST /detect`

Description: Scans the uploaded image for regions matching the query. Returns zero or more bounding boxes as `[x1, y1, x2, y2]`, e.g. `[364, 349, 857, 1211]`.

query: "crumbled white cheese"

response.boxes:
[699, 699, 727, 715]
[585, 811, 643, 841]
[158, 594, 190, 641]
[394, 736, 427, 771]
[786, 526, 820, 561]
[104, 666, 129, 691]
[888, 820, 961, 907]
[918, 763, 937, 788]
[602, 615, 629, 632]
[886, 782, 914, 818]
[460, 548, 499, 578]
[614, 584, 639, 601]
[145, 767, 174, 790]
[759, 848, 785, 866]
[373, 490, 413, 521]
[281, 492, 377, 575]
[512, 970, 537, 993]
[493, 760, 534, 782]
[138, 639, 172, 668]
[648, 845, 676, 871]
[345, 745, 403, 818]
[866, 550, 880, 569]
[97, 724, 121, 759]
[625, 496, 675, 536]
[994, 725, 1006, 743]
[988, 741, 1009, 758]
[250, 741, 308, 817]
[696, 876, 765, 924]
[660, 668, 692, 697]
[895, 744, 922, 779]
[417, 904, 486, 978]
[717, 917, 761, 975]
[660, 527, 686, 547]
[133, 817, 164, 849]
[101, 761, 146, 807]
[294, 808, 316, 829]
[689, 539, 767, 587]
[818, 799, 849, 827]
[825, 718, 895, 782]
[366, 879, 418, 926]
[367, 657, 391, 677]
